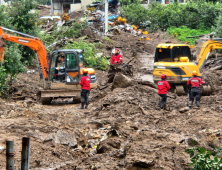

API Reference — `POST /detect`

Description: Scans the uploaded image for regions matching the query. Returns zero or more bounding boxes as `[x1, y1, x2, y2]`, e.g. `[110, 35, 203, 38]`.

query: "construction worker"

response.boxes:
[79, 69, 91, 109]
[157, 74, 171, 109]
[187, 70, 208, 109]
[111, 48, 122, 64]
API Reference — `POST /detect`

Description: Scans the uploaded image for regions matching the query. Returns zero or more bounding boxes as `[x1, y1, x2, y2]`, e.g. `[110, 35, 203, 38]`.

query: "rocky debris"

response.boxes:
[34, 130, 78, 147]
[179, 107, 189, 113]
[133, 159, 155, 168]
[112, 73, 137, 89]
[2, 17, 222, 170]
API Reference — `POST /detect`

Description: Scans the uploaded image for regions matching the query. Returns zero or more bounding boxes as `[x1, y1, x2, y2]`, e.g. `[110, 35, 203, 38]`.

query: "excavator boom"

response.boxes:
[0, 27, 49, 78]
[197, 39, 222, 73]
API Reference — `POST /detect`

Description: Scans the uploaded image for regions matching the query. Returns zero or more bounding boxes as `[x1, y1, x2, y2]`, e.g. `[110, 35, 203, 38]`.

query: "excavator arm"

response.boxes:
[0, 27, 49, 79]
[197, 39, 222, 73]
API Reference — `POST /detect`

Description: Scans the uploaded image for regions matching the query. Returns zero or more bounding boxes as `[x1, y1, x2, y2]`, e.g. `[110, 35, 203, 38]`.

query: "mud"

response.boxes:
[1, 25, 222, 169]
[68, 10, 85, 20]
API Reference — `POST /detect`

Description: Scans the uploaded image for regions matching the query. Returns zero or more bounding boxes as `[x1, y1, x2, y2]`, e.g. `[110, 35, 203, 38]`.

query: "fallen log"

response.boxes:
[136, 80, 157, 89]
[210, 65, 222, 71]
[213, 60, 222, 68]
[45, 25, 54, 33]
[139, 105, 148, 115]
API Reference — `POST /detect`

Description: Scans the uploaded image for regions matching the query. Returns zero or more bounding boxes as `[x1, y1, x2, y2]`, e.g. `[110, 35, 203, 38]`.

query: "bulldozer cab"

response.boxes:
[154, 45, 192, 62]
[49, 49, 83, 84]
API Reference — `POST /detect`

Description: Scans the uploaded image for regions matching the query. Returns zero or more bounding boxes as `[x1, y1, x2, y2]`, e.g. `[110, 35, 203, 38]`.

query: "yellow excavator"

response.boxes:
[153, 38, 222, 95]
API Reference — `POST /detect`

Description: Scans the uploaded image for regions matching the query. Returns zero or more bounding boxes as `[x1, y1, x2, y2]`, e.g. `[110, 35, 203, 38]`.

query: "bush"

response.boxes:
[121, 0, 222, 31]
[119, 0, 142, 5]
[34, 0, 51, 5]
[121, 3, 149, 28]
[167, 26, 211, 44]
[96, 57, 110, 71]
[42, 21, 83, 47]
[213, 12, 222, 38]
[186, 147, 222, 170]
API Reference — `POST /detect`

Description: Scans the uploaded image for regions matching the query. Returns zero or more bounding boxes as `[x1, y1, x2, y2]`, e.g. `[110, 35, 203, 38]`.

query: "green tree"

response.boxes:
[119, 0, 142, 5]
[34, 0, 51, 5]
[8, 0, 40, 65]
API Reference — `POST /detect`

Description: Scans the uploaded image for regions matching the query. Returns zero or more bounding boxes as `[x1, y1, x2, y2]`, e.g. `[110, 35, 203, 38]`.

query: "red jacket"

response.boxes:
[111, 53, 122, 64]
[157, 80, 171, 94]
[187, 77, 205, 88]
[80, 75, 91, 90]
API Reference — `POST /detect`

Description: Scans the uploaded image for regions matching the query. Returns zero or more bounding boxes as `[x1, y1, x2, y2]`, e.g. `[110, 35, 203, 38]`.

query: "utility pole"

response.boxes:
[104, 0, 108, 34]
[50, 0, 53, 15]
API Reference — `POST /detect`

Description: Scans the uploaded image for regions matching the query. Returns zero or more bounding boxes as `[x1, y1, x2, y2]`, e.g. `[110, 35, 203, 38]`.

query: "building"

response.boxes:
[51, 0, 94, 15]
[0, 0, 8, 5]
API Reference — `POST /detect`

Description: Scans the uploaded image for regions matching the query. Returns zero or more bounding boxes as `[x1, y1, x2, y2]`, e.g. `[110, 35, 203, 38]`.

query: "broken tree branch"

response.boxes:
[210, 65, 222, 71]
[45, 25, 54, 33]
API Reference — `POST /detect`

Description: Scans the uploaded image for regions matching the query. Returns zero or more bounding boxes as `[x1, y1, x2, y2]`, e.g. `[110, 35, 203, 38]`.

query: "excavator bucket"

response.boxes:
[0, 39, 6, 64]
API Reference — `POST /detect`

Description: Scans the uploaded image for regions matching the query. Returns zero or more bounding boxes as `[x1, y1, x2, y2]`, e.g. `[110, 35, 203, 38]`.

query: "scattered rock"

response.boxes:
[112, 73, 137, 90]
[45, 130, 78, 147]
[133, 159, 155, 168]
[179, 107, 189, 113]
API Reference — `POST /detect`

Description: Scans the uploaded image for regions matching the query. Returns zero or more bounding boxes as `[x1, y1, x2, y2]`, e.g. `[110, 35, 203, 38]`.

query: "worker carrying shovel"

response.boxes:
[187, 70, 208, 109]
[157, 74, 171, 109]
[111, 48, 122, 64]
[79, 69, 91, 109]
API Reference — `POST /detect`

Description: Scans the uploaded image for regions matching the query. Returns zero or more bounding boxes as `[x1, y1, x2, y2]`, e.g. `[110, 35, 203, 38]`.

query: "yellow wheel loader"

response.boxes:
[153, 39, 222, 95]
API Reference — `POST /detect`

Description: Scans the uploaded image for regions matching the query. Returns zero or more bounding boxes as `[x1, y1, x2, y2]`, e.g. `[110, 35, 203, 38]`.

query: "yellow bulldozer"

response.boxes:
[153, 38, 222, 95]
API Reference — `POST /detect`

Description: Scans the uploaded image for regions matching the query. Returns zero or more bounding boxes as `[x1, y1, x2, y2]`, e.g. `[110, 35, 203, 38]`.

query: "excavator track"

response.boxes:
[201, 85, 212, 95]
[174, 85, 185, 96]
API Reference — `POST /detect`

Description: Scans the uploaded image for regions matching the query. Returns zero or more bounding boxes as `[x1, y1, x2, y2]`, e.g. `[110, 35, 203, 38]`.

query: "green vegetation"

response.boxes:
[120, 3, 149, 28]
[9, 0, 40, 64]
[103, 37, 113, 44]
[186, 147, 222, 169]
[42, 21, 83, 47]
[34, 0, 51, 5]
[121, 1, 222, 31]
[167, 26, 211, 45]
[119, 0, 142, 5]
[0, 0, 38, 95]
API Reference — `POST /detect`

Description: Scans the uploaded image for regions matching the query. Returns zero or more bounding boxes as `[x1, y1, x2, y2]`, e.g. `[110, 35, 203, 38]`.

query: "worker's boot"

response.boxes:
[189, 101, 193, 109]
[78, 102, 84, 109]
[85, 105, 88, 109]
[196, 101, 200, 109]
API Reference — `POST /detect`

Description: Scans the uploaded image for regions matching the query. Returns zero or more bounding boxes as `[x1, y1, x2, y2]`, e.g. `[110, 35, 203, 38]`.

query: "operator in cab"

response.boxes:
[79, 69, 91, 109]
[111, 48, 122, 64]
[187, 70, 208, 109]
[157, 74, 171, 109]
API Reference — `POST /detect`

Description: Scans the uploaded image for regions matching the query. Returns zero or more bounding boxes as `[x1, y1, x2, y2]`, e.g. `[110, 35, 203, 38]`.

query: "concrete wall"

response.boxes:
[71, 3, 81, 11]
[52, 0, 94, 15]
[53, 2, 61, 15]
[81, 0, 93, 9]
[0, 0, 10, 5]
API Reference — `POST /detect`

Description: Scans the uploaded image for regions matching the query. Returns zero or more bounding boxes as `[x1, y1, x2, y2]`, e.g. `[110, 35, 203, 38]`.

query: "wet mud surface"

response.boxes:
[1, 29, 222, 169]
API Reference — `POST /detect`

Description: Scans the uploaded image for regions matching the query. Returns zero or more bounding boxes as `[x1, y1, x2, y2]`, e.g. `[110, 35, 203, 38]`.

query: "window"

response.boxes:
[66, 53, 78, 69]
[155, 48, 172, 62]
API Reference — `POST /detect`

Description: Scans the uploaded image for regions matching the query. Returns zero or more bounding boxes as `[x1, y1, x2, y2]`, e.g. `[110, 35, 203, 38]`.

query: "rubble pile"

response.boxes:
[2, 5, 222, 170]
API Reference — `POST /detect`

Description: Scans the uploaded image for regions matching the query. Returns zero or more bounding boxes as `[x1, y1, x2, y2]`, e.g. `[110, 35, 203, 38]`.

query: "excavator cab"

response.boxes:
[49, 49, 80, 84]
[154, 45, 192, 62]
